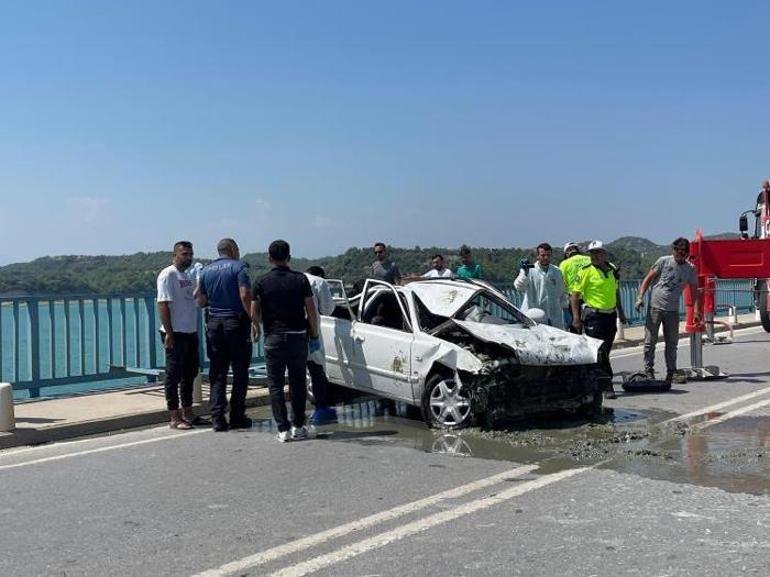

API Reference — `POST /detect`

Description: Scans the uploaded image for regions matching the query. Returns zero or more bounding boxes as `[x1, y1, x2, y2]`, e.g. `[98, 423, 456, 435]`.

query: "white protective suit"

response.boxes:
[305, 273, 335, 366]
[513, 264, 568, 330]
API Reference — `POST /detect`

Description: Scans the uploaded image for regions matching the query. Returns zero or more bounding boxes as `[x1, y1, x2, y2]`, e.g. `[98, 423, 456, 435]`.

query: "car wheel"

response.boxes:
[421, 373, 474, 430]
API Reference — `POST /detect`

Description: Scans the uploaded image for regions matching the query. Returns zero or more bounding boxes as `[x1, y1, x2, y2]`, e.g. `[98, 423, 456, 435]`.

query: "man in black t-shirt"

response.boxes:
[251, 240, 319, 442]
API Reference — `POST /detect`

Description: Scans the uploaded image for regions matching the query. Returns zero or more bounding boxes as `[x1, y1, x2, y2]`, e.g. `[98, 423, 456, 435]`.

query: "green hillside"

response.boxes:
[0, 238, 691, 296]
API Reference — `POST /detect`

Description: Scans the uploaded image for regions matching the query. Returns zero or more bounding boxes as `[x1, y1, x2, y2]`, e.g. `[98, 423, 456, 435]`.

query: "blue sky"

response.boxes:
[1, 1, 768, 264]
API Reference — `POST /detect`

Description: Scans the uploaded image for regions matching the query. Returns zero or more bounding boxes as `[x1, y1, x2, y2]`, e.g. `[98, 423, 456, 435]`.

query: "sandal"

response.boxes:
[169, 419, 193, 430]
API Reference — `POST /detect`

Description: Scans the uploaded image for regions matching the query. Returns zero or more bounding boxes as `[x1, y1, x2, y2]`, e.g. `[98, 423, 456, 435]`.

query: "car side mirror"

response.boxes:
[526, 308, 546, 323]
[739, 214, 749, 235]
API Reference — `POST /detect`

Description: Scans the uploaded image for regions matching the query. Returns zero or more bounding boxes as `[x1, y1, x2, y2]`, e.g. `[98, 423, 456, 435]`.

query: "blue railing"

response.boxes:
[1, 294, 265, 399]
[0, 279, 757, 398]
[496, 279, 755, 324]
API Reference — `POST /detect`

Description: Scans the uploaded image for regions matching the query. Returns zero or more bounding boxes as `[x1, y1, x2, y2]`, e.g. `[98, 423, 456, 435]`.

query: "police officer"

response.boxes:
[570, 240, 627, 399]
[196, 238, 253, 431]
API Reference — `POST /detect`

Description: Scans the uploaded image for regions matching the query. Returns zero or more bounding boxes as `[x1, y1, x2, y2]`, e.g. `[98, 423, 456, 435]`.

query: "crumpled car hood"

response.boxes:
[453, 320, 603, 366]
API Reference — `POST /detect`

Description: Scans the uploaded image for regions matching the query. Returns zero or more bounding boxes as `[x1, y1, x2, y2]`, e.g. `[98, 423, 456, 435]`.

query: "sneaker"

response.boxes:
[229, 416, 253, 429]
[212, 420, 229, 432]
[311, 407, 338, 426]
[276, 430, 291, 443]
[666, 371, 687, 385]
[291, 425, 308, 440]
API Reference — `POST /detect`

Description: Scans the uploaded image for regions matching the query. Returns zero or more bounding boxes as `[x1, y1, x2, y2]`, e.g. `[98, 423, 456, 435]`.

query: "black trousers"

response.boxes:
[583, 310, 617, 383]
[162, 331, 199, 411]
[307, 360, 330, 409]
[206, 315, 252, 424]
[265, 333, 308, 432]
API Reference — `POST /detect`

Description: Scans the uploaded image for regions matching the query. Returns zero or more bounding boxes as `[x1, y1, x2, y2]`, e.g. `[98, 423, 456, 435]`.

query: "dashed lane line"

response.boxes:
[190, 464, 539, 577]
[266, 467, 590, 577]
[691, 397, 770, 430]
[662, 385, 770, 425]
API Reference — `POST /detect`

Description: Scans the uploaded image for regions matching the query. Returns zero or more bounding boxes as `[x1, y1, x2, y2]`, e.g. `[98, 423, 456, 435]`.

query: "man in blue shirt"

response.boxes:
[196, 238, 253, 431]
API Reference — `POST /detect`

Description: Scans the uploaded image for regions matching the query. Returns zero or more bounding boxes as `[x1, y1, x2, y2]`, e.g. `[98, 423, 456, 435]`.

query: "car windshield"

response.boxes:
[454, 291, 531, 326]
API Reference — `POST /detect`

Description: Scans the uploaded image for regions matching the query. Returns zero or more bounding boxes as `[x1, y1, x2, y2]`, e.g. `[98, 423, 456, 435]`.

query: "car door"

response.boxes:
[320, 279, 357, 388]
[350, 280, 414, 401]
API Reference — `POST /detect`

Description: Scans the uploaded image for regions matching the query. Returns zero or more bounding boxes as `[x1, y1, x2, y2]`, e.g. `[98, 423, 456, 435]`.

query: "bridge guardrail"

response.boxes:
[0, 278, 756, 397]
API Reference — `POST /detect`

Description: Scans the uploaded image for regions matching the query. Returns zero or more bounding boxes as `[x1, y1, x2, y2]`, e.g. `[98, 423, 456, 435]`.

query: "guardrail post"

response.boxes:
[0, 383, 14, 432]
[28, 299, 41, 398]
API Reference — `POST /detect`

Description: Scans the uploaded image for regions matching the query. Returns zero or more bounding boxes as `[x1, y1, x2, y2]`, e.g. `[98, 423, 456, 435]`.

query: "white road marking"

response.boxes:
[662, 385, 770, 424]
[267, 467, 590, 577]
[0, 423, 175, 457]
[692, 397, 770, 430]
[0, 428, 208, 470]
[191, 464, 539, 577]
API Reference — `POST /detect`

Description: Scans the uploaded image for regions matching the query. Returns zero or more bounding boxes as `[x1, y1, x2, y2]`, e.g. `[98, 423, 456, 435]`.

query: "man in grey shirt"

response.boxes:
[371, 242, 401, 284]
[635, 237, 701, 383]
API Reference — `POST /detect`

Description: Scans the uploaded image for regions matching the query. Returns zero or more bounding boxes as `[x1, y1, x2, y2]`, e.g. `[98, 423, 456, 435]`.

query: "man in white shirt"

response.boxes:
[305, 266, 338, 424]
[157, 241, 199, 429]
[422, 254, 454, 279]
[514, 242, 568, 329]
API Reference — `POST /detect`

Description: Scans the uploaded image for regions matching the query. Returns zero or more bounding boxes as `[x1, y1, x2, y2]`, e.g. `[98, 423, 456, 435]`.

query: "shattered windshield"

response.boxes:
[454, 292, 531, 326]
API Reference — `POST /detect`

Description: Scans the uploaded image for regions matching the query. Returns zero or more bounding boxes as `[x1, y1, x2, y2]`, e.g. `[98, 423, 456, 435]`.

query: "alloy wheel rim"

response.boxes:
[429, 379, 471, 425]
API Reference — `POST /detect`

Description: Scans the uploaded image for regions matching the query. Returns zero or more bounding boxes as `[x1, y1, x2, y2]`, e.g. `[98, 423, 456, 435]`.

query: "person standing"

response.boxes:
[371, 242, 402, 284]
[252, 240, 319, 442]
[305, 265, 338, 425]
[196, 238, 253, 432]
[157, 241, 199, 429]
[570, 240, 627, 399]
[455, 245, 482, 279]
[559, 242, 591, 330]
[422, 254, 454, 278]
[635, 237, 701, 383]
[513, 243, 567, 329]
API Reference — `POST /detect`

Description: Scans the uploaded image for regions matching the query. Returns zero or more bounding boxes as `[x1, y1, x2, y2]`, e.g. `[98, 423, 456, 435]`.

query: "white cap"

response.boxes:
[563, 241, 579, 253]
[587, 240, 605, 252]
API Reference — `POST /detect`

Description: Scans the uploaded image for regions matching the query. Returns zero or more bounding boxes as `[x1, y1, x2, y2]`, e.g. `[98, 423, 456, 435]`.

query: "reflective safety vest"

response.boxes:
[575, 262, 619, 310]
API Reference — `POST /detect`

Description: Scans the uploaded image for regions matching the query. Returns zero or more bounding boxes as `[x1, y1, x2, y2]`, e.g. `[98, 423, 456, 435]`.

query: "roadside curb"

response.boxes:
[0, 380, 273, 451]
[613, 319, 760, 350]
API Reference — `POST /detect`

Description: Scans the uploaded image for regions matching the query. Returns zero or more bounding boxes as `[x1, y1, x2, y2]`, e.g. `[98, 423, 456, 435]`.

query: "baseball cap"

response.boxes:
[563, 242, 579, 253]
[587, 240, 605, 252]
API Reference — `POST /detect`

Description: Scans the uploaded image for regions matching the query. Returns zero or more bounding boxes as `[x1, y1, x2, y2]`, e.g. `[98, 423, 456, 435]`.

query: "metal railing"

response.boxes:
[0, 294, 265, 397]
[0, 279, 757, 397]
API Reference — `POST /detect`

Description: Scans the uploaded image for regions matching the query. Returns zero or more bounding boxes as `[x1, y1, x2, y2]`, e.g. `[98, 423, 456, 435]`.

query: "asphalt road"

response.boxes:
[1, 327, 769, 576]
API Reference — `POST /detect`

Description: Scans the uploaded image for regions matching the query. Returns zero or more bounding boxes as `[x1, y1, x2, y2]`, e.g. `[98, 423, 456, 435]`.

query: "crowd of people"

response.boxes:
[156, 236, 699, 438]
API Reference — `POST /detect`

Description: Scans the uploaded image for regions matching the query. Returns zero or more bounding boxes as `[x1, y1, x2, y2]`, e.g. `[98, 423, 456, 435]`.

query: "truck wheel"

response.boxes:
[758, 281, 770, 333]
[421, 373, 474, 430]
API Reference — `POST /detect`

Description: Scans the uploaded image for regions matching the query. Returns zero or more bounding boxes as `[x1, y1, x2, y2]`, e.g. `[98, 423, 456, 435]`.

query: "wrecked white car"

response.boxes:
[319, 278, 605, 429]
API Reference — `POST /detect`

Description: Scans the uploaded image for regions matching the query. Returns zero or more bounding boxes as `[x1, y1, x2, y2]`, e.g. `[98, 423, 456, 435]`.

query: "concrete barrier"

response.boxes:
[0, 383, 15, 432]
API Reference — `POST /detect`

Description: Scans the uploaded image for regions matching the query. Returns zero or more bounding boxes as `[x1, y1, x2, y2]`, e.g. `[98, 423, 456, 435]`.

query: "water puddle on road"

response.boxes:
[245, 397, 770, 495]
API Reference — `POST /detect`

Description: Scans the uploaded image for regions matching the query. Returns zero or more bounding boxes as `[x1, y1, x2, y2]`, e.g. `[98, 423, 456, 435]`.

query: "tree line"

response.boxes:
[0, 237, 675, 296]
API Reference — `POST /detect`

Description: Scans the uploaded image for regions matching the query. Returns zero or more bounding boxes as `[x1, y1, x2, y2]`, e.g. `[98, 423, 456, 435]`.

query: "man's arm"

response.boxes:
[616, 289, 627, 324]
[250, 297, 261, 342]
[239, 286, 252, 316]
[158, 301, 174, 350]
[513, 268, 528, 292]
[635, 268, 658, 311]
[570, 292, 582, 331]
[305, 296, 319, 338]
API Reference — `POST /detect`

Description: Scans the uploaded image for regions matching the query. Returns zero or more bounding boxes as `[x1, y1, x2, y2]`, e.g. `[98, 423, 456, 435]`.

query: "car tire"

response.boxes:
[421, 372, 474, 430]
